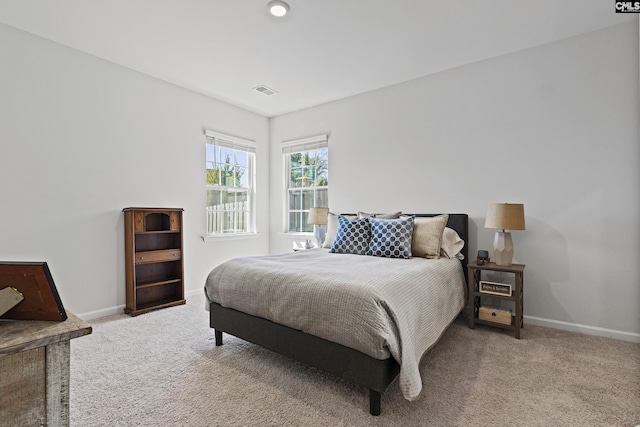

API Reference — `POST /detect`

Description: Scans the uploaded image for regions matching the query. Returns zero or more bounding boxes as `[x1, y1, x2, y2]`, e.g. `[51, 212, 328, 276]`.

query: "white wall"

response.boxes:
[270, 22, 640, 340]
[2, 19, 638, 341]
[0, 23, 270, 318]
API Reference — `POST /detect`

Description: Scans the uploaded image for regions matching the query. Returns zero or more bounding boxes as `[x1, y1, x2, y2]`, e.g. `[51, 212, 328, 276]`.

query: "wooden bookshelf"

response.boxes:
[123, 207, 185, 316]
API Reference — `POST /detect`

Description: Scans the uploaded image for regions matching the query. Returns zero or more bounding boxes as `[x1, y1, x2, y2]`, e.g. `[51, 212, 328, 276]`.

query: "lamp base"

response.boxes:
[493, 231, 514, 266]
[314, 225, 326, 248]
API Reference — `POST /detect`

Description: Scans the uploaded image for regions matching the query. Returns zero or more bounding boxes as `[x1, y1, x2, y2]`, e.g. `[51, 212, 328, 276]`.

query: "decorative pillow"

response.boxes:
[441, 227, 465, 260]
[357, 211, 402, 219]
[329, 216, 372, 255]
[323, 212, 357, 248]
[367, 216, 414, 259]
[411, 215, 449, 259]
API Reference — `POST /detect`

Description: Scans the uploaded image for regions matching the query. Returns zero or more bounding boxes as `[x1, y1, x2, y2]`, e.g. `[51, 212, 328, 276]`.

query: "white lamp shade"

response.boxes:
[308, 207, 329, 226]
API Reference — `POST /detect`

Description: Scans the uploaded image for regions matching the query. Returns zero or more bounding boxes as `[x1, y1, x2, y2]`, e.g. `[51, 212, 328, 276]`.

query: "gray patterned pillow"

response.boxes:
[357, 211, 402, 219]
[329, 216, 371, 255]
[367, 216, 414, 259]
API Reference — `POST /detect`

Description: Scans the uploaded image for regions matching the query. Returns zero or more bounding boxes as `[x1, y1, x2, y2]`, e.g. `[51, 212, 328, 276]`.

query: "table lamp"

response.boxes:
[484, 203, 525, 266]
[308, 207, 329, 247]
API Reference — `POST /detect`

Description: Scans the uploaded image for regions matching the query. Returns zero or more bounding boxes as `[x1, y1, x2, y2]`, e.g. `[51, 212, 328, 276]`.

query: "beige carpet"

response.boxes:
[70, 294, 640, 426]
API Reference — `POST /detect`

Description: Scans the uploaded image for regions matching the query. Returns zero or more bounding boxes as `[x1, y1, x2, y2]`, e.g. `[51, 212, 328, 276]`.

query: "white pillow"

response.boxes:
[440, 227, 465, 260]
[322, 212, 357, 248]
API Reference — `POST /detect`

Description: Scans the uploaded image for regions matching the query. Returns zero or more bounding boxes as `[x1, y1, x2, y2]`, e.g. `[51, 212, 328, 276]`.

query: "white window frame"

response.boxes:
[205, 130, 256, 237]
[282, 134, 329, 234]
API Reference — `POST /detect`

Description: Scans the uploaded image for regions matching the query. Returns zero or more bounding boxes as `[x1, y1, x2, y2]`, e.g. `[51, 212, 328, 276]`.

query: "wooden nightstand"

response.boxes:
[467, 261, 525, 339]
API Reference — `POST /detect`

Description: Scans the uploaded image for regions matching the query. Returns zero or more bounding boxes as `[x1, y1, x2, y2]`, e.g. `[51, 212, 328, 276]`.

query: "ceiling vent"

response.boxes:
[254, 85, 278, 96]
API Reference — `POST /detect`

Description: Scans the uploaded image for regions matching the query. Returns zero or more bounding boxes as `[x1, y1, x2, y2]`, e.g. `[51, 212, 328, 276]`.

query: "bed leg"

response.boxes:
[215, 330, 223, 346]
[369, 389, 381, 416]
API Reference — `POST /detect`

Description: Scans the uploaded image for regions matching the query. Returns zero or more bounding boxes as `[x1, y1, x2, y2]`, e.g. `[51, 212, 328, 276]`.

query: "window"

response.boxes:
[283, 135, 328, 233]
[205, 130, 256, 235]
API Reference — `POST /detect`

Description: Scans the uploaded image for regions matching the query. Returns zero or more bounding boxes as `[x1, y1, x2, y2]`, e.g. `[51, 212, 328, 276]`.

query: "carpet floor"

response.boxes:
[70, 295, 640, 426]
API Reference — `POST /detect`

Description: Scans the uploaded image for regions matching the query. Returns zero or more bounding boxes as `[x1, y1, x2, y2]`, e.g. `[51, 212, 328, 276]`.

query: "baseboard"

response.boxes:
[524, 315, 640, 343]
[185, 288, 204, 298]
[77, 304, 126, 321]
[77, 289, 204, 321]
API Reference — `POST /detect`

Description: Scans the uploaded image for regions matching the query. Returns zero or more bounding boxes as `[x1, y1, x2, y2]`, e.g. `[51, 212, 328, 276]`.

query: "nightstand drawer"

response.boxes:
[479, 306, 512, 325]
[135, 249, 181, 264]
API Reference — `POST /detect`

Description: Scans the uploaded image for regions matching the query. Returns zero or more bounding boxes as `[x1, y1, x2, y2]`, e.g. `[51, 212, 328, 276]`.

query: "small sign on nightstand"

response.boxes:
[479, 280, 512, 297]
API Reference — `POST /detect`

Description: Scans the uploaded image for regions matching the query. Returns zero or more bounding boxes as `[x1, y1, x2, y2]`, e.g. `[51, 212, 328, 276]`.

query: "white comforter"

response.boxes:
[204, 249, 465, 401]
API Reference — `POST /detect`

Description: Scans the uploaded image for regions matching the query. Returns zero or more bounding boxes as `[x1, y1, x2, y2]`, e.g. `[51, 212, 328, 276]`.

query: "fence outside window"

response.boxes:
[205, 130, 256, 236]
[206, 201, 249, 234]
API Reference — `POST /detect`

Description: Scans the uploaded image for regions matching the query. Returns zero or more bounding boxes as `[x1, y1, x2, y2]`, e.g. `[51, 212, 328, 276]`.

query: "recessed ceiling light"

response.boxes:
[267, 0, 290, 17]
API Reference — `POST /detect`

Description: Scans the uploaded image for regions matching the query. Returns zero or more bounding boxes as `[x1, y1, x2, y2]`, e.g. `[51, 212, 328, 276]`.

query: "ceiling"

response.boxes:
[0, 1, 635, 117]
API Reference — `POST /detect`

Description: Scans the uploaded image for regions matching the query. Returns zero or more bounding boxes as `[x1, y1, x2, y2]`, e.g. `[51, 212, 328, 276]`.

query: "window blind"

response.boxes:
[281, 134, 328, 155]
[205, 129, 256, 153]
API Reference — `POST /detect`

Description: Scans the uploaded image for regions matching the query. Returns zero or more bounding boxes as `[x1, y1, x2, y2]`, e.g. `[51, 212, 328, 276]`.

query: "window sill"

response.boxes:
[277, 232, 314, 240]
[201, 233, 260, 242]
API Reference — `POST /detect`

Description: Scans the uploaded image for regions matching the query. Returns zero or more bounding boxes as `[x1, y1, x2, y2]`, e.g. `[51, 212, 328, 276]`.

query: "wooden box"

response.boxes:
[479, 306, 512, 325]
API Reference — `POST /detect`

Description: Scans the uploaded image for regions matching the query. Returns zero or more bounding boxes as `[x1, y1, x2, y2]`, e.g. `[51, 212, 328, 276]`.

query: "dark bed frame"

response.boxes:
[210, 213, 468, 415]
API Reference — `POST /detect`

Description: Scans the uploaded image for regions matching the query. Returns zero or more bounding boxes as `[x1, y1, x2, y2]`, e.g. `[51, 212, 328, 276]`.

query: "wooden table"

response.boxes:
[468, 261, 525, 339]
[0, 312, 92, 426]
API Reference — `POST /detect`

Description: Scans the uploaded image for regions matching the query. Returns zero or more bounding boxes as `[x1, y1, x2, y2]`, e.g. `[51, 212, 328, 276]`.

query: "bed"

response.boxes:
[205, 213, 468, 415]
